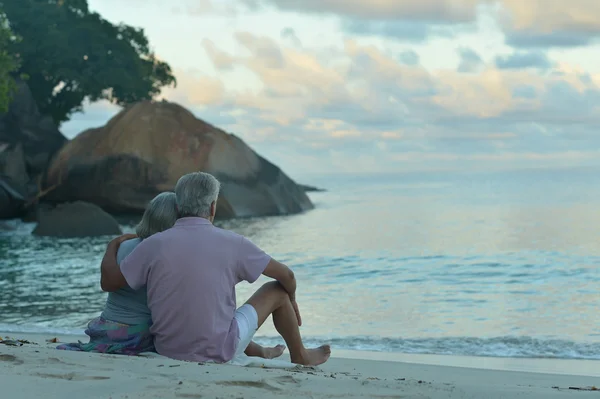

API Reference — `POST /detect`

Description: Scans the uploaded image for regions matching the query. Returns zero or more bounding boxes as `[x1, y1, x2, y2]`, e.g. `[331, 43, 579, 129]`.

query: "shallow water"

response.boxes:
[1, 169, 600, 359]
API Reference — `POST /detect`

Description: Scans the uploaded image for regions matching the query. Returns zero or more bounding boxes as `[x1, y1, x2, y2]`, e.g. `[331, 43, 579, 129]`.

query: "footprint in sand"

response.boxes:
[0, 354, 24, 365]
[216, 380, 280, 391]
[272, 375, 300, 384]
[47, 357, 76, 366]
[216, 375, 299, 391]
[34, 372, 110, 381]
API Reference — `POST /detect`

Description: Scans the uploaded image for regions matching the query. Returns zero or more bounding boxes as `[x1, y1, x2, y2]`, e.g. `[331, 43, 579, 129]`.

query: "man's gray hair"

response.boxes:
[175, 172, 221, 218]
[135, 192, 178, 239]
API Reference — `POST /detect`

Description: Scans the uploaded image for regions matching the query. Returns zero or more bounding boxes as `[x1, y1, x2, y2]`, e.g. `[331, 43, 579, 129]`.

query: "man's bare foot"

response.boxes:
[292, 345, 331, 366]
[261, 344, 286, 359]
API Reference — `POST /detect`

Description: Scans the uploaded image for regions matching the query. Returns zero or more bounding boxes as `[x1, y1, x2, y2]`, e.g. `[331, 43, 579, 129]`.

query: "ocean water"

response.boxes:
[1, 169, 600, 360]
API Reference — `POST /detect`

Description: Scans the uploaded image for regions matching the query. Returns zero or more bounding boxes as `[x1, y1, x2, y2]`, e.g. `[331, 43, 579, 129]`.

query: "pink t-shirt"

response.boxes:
[119, 217, 271, 363]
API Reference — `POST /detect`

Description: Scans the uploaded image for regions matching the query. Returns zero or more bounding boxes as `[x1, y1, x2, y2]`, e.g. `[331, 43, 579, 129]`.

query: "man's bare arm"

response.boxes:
[262, 258, 301, 326]
[263, 258, 297, 301]
[100, 233, 136, 292]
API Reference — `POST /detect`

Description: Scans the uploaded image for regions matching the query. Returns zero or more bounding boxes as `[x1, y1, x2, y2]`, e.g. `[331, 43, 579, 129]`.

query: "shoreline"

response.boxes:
[1, 332, 600, 398]
[3, 330, 600, 377]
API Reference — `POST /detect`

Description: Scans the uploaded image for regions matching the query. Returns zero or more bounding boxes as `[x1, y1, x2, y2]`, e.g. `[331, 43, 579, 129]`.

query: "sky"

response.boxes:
[61, 0, 600, 178]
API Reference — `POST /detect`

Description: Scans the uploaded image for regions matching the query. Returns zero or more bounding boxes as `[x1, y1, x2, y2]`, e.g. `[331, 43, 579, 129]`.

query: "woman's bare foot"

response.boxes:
[245, 341, 286, 359]
[261, 344, 286, 359]
[292, 345, 331, 366]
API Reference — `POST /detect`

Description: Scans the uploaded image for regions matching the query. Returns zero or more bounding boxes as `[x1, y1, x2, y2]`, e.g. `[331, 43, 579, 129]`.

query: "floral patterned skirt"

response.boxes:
[56, 316, 155, 356]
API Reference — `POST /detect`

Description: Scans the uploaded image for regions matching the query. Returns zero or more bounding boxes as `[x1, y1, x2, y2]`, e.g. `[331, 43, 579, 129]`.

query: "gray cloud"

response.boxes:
[398, 50, 420, 66]
[183, 1, 600, 50]
[235, 32, 286, 69]
[245, 1, 600, 49]
[280, 27, 302, 47]
[341, 19, 473, 43]
[342, 20, 430, 42]
[512, 85, 537, 99]
[239, 0, 480, 42]
[504, 31, 596, 48]
[495, 51, 553, 70]
[497, 0, 600, 48]
[245, 0, 480, 22]
[456, 47, 483, 73]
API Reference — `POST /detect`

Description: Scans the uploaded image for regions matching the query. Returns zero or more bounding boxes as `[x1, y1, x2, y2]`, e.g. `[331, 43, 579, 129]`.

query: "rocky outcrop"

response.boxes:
[0, 144, 27, 218]
[43, 101, 313, 218]
[0, 143, 28, 186]
[0, 176, 25, 219]
[0, 79, 67, 219]
[32, 201, 122, 237]
[299, 184, 326, 192]
[0, 79, 66, 177]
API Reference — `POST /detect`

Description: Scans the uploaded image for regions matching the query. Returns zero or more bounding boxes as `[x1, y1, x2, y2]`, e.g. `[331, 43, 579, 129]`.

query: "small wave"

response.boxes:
[253, 335, 600, 360]
[0, 323, 83, 337]
[2, 323, 599, 360]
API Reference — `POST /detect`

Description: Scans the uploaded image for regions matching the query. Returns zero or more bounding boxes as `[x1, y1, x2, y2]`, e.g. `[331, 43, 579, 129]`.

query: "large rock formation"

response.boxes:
[0, 79, 67, 219]
[0, 79, 67, 177]
[0, 143, 27, 218]
[43, 101, 313, 218]
[32, 201, 122, 237]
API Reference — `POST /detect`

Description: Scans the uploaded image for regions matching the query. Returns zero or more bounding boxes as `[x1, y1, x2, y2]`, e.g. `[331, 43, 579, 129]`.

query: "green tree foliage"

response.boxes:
[1, 0, 176, 124]
[0, 11, 18, 113]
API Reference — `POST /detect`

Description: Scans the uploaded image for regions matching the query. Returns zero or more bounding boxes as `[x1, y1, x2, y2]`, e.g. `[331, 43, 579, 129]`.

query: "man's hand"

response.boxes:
[292, 300, 302, 327]
[111, 233, 137, 247]
[100, 233, 137, 292]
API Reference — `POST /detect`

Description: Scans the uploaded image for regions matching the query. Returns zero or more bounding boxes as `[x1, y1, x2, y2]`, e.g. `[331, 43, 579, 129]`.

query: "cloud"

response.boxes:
[159, 68, 226, 107]
[235, 32, 286, 69]
[170, 0, 240, 16]
[457, 47, 483, 73]
[280, 27, 302, 47]
[171, 0, 214, 15]
[498, 0, 600, 48]
[398, 50, 420, 66]
[188, 31, 600, 173]
[495, 50, 554, 70]
[230, 0, 600, 48]
[239, 0, 482, 42]
[62, 4, 600, 174]
[247, 0, 481, 22]
[201, 39, 236, 70]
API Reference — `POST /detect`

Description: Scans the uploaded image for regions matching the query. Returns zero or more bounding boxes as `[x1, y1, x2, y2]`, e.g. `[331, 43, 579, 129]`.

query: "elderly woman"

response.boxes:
[57, 192, 178, 355]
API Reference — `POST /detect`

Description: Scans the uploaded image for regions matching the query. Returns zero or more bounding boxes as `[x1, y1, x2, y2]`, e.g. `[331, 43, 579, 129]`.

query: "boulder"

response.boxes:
[32, 201, 122, 237]
[0, 176, 25, 219]
[43, 101, 314, 218]
[0, 143, 28, 218]
[0, 79, 67, 177]
[0, 142, 28, 187]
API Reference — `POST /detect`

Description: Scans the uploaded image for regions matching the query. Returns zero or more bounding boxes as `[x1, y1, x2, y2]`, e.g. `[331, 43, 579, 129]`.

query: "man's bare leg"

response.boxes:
[244, 341, 286, 359]
[245, 281, 331, 366]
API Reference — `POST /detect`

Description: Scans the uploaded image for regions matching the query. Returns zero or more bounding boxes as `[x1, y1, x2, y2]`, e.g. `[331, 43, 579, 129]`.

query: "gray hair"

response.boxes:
[174, 172, 221, 218]
[135, 192, 178, 239]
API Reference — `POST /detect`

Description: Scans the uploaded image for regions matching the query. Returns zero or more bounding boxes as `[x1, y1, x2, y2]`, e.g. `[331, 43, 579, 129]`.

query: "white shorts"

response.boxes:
[233, 304, 259, 358]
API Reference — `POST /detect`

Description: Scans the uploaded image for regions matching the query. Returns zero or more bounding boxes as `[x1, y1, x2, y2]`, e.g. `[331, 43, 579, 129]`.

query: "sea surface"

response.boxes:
[1, 169, 600, 360]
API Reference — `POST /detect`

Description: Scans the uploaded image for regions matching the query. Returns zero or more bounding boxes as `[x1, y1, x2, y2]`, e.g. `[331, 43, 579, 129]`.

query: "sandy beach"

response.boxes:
[1, 332, 599, 398]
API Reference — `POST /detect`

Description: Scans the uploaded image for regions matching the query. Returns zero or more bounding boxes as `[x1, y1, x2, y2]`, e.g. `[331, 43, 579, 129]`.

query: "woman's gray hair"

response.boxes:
[135, 192, 178, 239]
[174, 172, 220, 218]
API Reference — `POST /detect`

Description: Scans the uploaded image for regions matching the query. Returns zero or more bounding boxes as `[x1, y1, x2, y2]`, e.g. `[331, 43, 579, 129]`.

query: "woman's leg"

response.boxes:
[244, 340, 286, 359]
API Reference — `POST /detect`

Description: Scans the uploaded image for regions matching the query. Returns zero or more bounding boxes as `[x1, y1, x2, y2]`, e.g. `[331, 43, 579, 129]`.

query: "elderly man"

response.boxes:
[101, 172, 330, 365]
